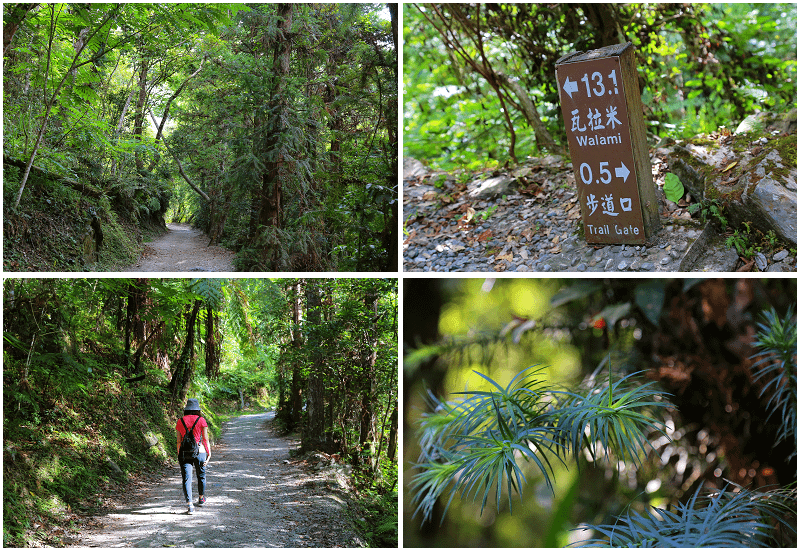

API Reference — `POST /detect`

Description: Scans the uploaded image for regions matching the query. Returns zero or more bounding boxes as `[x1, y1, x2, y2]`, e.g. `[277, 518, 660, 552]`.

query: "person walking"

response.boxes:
[176, 398, 211, 514]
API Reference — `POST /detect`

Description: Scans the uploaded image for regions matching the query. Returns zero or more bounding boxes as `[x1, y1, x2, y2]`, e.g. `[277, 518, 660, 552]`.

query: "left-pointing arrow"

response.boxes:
[615, 162, 630, 182]
[563, 77, 578, 99]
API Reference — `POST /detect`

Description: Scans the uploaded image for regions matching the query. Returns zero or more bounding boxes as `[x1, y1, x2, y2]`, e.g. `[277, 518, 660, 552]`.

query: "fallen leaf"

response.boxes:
[422, 191, 438, 200]
[477, 229, 493, 242]
[521, 228, 534, 240]
[552, 235, 560, 244]
[723, 161, 738, 172]
[463, 206, 476, 222]
[736, 260, 755, 272]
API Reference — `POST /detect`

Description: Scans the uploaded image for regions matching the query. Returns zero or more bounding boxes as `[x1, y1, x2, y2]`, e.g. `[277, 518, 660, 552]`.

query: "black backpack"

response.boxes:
[179, 416, 201, 462]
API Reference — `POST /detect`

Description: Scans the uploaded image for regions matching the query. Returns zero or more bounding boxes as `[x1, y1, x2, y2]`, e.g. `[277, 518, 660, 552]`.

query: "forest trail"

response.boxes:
[123, 223, 235, 272]
[74, 412, 363, 548]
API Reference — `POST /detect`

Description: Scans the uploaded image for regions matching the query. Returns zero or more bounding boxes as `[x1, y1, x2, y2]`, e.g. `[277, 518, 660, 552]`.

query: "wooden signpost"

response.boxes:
[556, 42, 659, 245]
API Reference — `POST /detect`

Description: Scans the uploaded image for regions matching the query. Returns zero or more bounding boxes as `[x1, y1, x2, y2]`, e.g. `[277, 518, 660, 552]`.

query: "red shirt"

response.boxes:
[176, 415, 209, 455]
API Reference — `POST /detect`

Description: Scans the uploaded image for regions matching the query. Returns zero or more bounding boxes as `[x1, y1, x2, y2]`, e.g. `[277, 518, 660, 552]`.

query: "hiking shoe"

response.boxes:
[198, 496, 206, 505]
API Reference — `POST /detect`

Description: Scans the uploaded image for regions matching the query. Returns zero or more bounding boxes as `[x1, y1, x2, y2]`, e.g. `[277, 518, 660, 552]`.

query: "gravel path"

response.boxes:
[75, 412, 363, 548]
[123, 223, 236, 272]
[402, 156, 796, 273]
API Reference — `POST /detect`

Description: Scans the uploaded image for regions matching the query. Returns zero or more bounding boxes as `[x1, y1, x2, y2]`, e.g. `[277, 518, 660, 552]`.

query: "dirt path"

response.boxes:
[123, 223, 236, 272]
[75, 412, 363, 548]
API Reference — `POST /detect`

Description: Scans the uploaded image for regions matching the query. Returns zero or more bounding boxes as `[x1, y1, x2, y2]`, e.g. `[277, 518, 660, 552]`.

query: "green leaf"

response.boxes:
[663, 172, 685, 203]
[634, 281, 666, 326]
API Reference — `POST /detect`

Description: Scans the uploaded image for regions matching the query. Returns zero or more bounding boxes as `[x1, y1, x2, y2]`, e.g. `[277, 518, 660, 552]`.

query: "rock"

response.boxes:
[403, 157, 428, 177]
[106, 458, 125, 481]
[773, 249, 789, 261]
[468, 175, 516, 199]
[755, 252, 768, 271]
[734, 112, 769, 135]
[748, 177, 797, 244]
[668, 135, 797, 245]
[775, 108, 797, 134]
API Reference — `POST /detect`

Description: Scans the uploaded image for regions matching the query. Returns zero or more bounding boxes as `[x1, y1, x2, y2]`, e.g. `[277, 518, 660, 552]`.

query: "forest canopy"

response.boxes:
[3, 3, 398, 271]
[4, 277, 398, 545]
[403, 3, 797, 169]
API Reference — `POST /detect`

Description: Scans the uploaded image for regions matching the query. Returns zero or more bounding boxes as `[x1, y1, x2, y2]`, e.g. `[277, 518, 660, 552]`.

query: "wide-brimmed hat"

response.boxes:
[184, 398, 201, 411]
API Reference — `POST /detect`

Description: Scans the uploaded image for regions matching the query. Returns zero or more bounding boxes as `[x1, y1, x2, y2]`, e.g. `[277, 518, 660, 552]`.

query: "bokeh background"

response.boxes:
[403, 278, 796, 547]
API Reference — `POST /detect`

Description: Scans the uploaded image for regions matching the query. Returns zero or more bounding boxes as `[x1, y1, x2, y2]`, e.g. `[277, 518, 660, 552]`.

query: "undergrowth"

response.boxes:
[350, 457, 399, 547]
[2, 354, 223, 547]
[2, 164, 163, 271]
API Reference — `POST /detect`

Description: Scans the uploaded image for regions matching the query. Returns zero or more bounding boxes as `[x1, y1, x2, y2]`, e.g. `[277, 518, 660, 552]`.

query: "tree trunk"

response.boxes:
[124, 278, 148, 376]
[3, 3, 38, 58]
[357, 289, 379, 467]
[169, 300, 202, 406]
[287, 280, 303, 430]
[133, 55, 149, 173]
[303, 281, 325, 451]
[258, 3, 293, 260]
[204, 306, 220, 380]
[495, 72, 566, 155]
[147, 57, 204, 173]
[386, 405, 398, 462]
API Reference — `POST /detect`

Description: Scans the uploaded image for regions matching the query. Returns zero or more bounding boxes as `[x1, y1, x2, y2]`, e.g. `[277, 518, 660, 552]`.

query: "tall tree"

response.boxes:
[303, 280, 325, 451]
[169, 299, 202, 406]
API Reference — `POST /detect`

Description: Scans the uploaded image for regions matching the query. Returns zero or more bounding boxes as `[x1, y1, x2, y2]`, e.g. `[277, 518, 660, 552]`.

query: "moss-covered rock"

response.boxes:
[666, 132, 797, 245]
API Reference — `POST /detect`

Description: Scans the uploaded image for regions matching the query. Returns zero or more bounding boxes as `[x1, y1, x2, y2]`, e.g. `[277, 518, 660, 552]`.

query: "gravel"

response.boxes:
[123, 223, 236, 272]
[74, 412, 364, 548]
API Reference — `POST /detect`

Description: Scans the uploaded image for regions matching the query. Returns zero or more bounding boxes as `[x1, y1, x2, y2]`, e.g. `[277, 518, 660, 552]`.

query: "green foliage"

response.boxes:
[352, 488, 398, 548]
[663, 173, 685, 204]
[749, 306, 797, 458]
[5, 3, 394, 270]
[688, 198, 728, 228]
[404, 3, 796, 169]
[575, 483, 797, 547]
[410, 366, 673, 523]
[726, 226, 756, 258]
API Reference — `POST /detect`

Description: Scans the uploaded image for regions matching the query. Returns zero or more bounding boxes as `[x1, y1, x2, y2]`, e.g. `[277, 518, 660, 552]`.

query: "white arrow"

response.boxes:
[615, 162, 630, 182]
[563, 77, 578, 99]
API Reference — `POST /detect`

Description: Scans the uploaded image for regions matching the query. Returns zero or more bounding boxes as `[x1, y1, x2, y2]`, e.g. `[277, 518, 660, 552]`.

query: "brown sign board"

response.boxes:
[556, 43, 659, 245]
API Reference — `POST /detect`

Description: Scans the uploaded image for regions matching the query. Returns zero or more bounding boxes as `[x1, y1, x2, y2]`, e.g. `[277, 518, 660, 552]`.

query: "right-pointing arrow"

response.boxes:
[615, 162, 630, 182]
[563, 77, 578, 99]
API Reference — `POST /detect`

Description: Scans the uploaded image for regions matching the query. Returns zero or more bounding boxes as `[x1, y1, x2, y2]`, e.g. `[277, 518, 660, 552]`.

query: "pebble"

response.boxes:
[774, 249, 789, 261]
[403, 172, 798, 273]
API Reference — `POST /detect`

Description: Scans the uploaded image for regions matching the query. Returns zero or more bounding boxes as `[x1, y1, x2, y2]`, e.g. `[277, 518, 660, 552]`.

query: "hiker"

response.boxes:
[176, 398, 211, 514]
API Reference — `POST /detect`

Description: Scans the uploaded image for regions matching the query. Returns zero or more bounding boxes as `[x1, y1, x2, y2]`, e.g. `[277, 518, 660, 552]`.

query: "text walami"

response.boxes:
[575, 133, 623, 147]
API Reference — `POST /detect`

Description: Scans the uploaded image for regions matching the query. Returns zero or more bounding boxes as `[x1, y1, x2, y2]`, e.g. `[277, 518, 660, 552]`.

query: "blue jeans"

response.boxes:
[180, 451, 207, 503]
